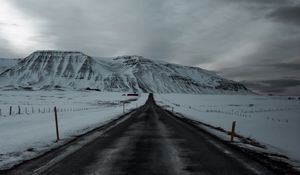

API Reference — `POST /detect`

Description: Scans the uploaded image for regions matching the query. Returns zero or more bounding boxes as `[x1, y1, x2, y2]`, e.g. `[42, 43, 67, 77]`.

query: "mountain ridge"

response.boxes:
[0, 58, 19, 74]
[0, 50, 251, 94]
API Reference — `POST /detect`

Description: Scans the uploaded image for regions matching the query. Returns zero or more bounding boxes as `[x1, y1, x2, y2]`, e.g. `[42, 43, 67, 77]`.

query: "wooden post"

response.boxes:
[54, 106, 60, 142]
[18, 106, 21, 114]
[230, 121, 236, 142]
[123, 102, 125, 113]
[9, 106, 12, 116]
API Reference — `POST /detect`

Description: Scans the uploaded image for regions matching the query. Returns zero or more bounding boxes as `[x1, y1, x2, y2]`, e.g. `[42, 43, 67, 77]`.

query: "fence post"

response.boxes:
[123, 102, 125, 113]
[18, 106, 21, 114]
[9, 106, 12, 116]
[230, 121, 236, 142]
[54, 106, 60, 142]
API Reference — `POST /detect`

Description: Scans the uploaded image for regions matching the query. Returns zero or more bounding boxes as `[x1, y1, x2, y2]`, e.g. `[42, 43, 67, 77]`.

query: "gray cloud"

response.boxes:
[271, 63, 300, 70]
[268, 5, 300, 25]
[0, 0, 300, 95]
[243, 79, 300, 95]
[261, 79, 300, 87]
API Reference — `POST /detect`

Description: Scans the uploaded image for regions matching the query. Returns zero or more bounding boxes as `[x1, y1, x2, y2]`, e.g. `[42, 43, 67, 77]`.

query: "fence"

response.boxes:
[0, 105, 98, 117]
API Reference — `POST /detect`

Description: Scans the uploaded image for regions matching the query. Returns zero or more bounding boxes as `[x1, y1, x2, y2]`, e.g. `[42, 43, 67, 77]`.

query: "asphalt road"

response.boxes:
[6, 94, 274, 175]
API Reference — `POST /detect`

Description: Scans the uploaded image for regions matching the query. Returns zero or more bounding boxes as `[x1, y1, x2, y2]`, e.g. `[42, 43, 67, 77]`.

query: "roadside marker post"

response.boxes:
[121, 101, 130, 113]
[230, 121, 236, 142]
[123, 102, 125, 113]
[54, 106, 60, 142]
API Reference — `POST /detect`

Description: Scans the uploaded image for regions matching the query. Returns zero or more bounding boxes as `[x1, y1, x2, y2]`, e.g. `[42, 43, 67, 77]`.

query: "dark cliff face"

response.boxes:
[0, 51, 252, 94]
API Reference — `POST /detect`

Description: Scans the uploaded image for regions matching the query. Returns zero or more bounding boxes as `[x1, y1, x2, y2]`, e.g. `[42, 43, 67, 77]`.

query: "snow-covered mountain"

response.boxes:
[0, 58, 19, 74]
[0, 50, 251, 94]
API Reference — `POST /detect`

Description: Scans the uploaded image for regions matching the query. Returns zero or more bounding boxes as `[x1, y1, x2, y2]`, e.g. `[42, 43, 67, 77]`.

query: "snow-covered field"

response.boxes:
[0, 90, 147, 169]
[155, 94, 300, 165]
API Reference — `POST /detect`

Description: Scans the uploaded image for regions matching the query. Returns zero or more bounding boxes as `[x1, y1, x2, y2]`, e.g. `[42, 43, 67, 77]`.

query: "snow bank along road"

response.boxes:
[3, 94, 274, 175]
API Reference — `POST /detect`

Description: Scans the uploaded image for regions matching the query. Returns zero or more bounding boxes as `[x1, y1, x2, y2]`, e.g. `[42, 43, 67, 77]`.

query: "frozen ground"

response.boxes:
[155, 94, 300, 167]
[0, 90, 147, 170]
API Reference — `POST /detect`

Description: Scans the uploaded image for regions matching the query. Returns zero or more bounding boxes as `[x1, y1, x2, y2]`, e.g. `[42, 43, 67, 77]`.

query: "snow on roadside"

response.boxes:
[155, 93, 300, 167]
[0, 91, 147, 170]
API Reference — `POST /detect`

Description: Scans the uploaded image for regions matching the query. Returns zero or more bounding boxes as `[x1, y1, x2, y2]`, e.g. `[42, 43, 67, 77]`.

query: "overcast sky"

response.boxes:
[0, 0, 299, 95]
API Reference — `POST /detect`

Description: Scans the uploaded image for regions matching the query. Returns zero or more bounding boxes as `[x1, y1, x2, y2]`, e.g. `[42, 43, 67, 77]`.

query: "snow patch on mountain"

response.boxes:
[0, 51, 251, 94]
[0, 58, 19, 74]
